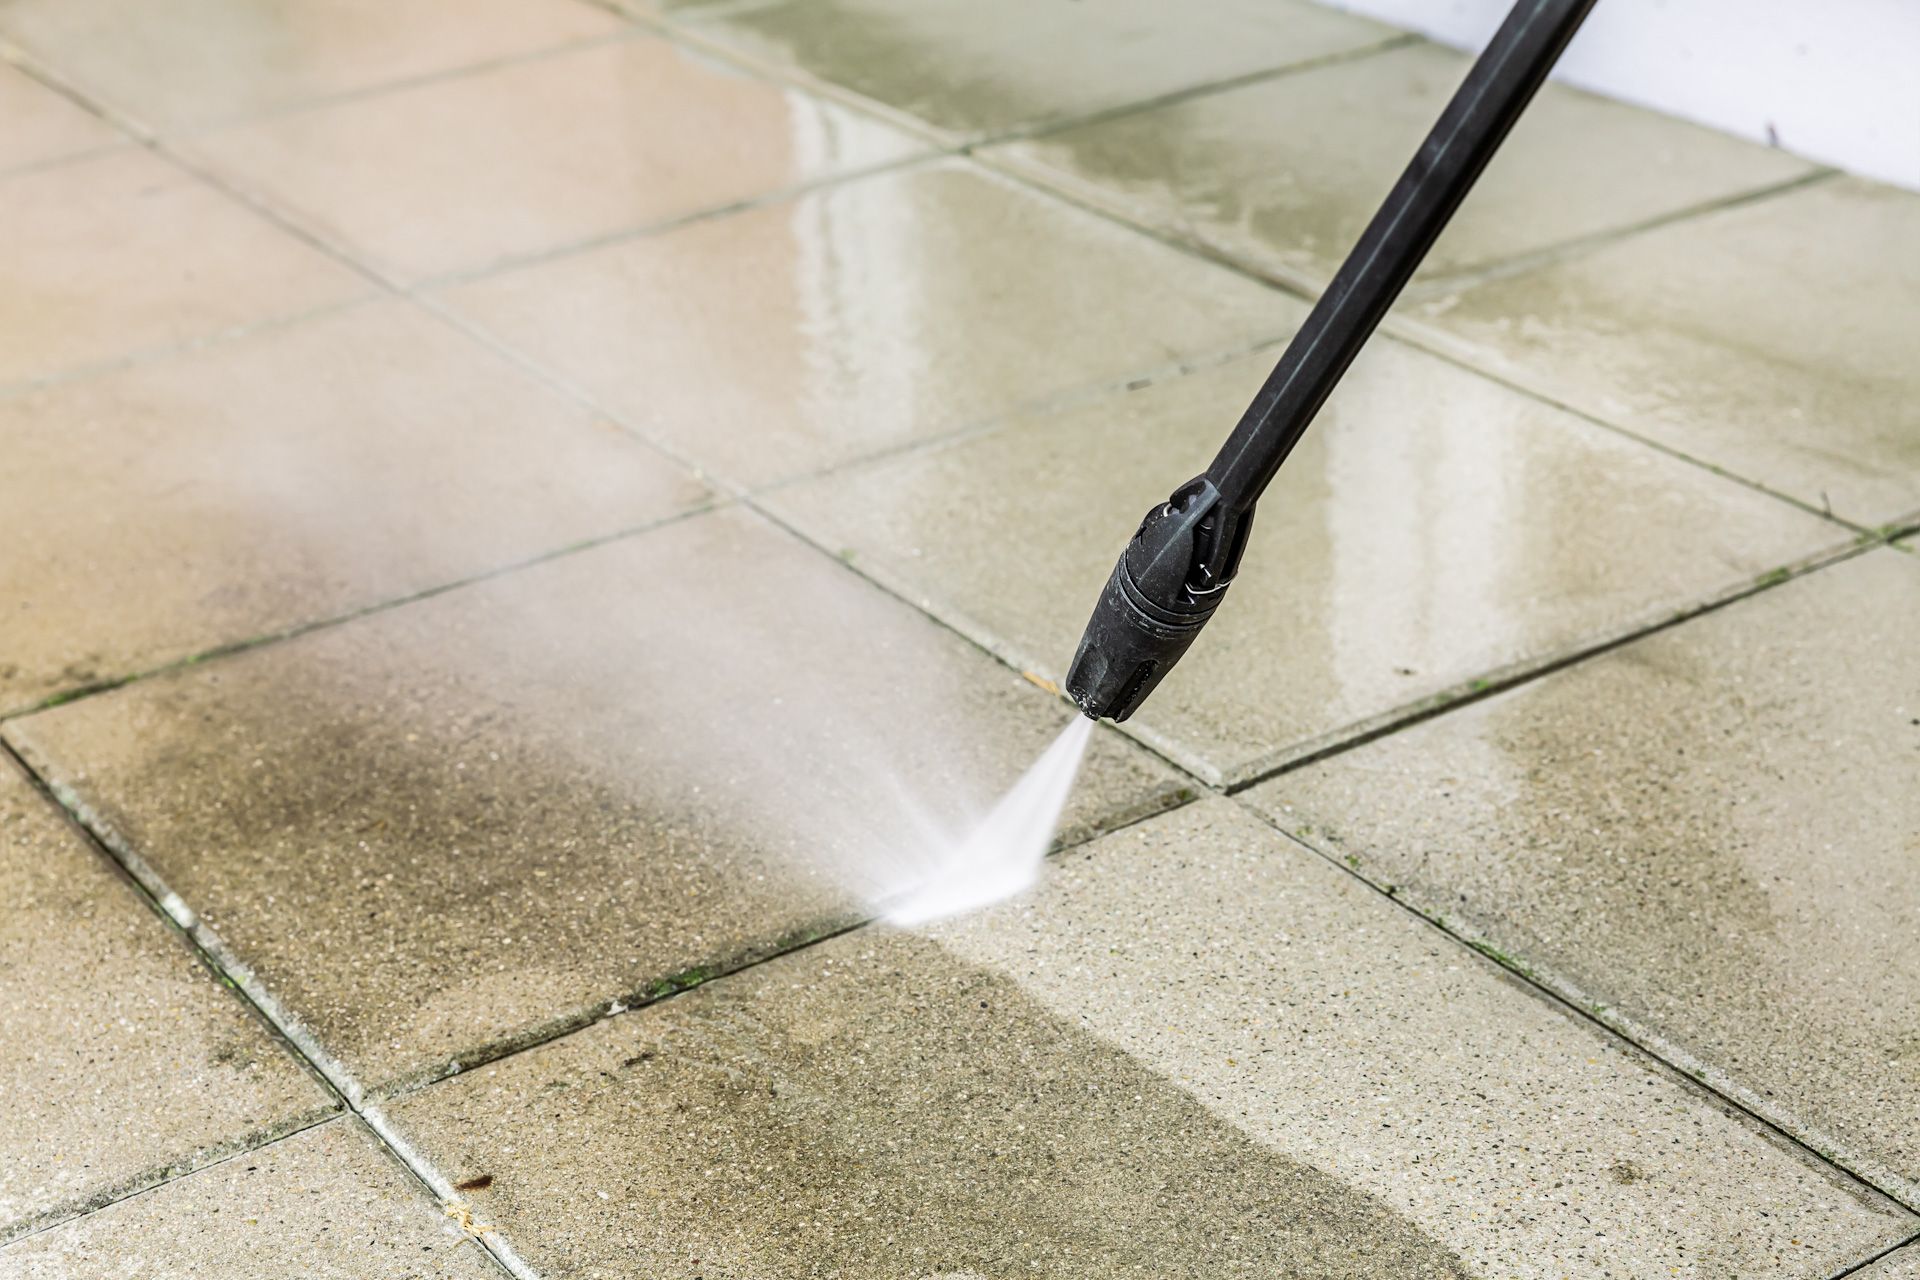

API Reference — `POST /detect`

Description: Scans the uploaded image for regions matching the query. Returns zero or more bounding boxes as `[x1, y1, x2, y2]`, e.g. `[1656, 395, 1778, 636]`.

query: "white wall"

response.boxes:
[1319, 0, 1920, 191]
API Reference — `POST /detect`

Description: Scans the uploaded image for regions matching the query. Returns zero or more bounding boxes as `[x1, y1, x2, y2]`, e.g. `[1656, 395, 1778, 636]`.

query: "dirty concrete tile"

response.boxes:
[438, 160, 1291, 489]
[991, 40, 1814, 292]
[0, 300, 708, 712]
[1407, 176, 1920, 525]
[764, 341, 1845, 785]
[656, 0, 1396, 140]
[1858, 1244, 1920, 1279]
[382, 798, 1913, 1278]
[0, 149, 368, 385]
[0, 1119, 496, 1277]
[0, 65, 121, 173]
[6, 507, 1187, 1093]
[1245, 549, 1920, 1202]
[183, 36, 924, 283]
[0, 0, 621, 131]
[0, 754, 333, 1240]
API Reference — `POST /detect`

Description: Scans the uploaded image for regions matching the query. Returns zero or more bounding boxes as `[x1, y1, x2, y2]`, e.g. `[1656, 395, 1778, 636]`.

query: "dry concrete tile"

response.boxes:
[0, 0, 621, 131]
[437, 160, 1292, 489]
[1859, 1244, 1920, 1279]
[764, 341, 1845, 785]
[382, 798, 1913, 1278]
[0, 300, 708, 712]
[0, 65, 121, 174]
[0, 753, 332, 1240]
[5, 507, 1187, 1094]
[1244, 549, 1920, 1202]
[1407, 176, 1920, 525]
[183, 36, 925, 283]
[0, 1119, 497, 1277]
[655, 0, 1396, 140]
[0, 149, 367, 385]
[991, 40, 1814, 293]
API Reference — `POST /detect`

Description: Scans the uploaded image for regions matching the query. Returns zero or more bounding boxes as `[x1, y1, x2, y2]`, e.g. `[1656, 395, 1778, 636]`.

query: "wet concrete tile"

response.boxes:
[991, 40, 1813, 292]
[382, 799, 1912, 1277]
[0, 149, 368, 385]
[5, 507, 1187, 1094]
[1407, 176, 1920, 525]
[656, 0, 1396, 140]
[0, 0, 621, 130]
[1244, 549, 1920, 1202]
[184, 36, 924, 283]
[0, 1119, 496, 1277]
[0, 300, 708, 713]
[0, 64, 121, 173]
[764, 342, 1845, 785]
[438, 161, 1291, 489]
[0, 754, 333, 1240]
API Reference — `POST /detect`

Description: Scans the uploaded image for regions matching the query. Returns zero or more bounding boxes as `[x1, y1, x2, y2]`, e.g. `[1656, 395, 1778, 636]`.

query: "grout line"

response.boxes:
[1831, 1233, 1920, 1280]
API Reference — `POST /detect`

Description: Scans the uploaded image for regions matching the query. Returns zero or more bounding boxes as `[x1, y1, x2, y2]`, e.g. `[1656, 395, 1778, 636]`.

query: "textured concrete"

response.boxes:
[7, 507, 1186, 1093]
[438, 161, 1292, 489]
[991, 40, 1813, 292]
[0, 64, 120, 173]
[0, 149, 367, 385]
[185, 36, 924, 281]
[1409, 176, 1920, 524]
[384, 800, 1913, 1278]
[0, 754, 332, 1240]
[766, 343, 1845, 784]
[657, 0, 1395, 140]
[1859, 1244, 1920, 1279]
[0, 300, 708, 712]
[1246, 550, 1920, 1202]
[0, 1120, 496, 1278]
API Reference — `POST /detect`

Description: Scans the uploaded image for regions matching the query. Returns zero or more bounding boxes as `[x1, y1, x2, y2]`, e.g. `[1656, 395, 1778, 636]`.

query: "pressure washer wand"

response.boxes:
[1066, 0, 1597, 722]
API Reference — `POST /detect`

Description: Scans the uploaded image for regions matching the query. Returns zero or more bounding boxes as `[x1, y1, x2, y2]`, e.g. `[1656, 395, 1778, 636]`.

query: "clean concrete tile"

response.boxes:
[765, 342, 1845, 785]
[1245, 549, 1920, 1203]
[1408, 176, 1920, 525]
[657, 0, 1395, 140]
[0, 149, 368, 385]
[0, 300, 708, 712]
[0, 64, 121, 173]
[0, 0, 621, 130]
[6, 507, 1187, 1094]
[383, 799, 1913, 1278]
[185, 36, 925, 282]
[991, 40, 1814, 291]
[1859, 1244, 1920, 1279]
[0, 1119, 496, 1277]
[0, 754, 332, 1240]
[438, 160, 1292, 489]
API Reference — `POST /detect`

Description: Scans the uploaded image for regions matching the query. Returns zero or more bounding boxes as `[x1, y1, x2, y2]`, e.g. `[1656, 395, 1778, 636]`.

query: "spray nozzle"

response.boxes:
[1064, 477, 1251, 722]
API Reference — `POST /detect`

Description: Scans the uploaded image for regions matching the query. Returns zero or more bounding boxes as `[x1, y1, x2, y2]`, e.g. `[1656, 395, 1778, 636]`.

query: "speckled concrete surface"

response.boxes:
[990, 39, 1812, 292]
[6, 507, 1185, 1094]
[0, 755, 332, 1241]
[1246, 550, 1920, 1202]
[435, 160, 1292, 489]
[0, 1120, 496, 1278]
[1858, 1243, 1920, 1279]
[765, 342, 1845, 783]
[0, 300, 708, 712]
[383, 800, 1913, 1278]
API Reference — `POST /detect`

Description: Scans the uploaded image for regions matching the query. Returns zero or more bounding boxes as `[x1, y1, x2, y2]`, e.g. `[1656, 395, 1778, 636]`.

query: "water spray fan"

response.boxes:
[1068, 0, 1597, 722]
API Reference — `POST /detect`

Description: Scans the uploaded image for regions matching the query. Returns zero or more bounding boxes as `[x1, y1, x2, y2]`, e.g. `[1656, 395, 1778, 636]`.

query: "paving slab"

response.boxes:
[6, 507, 1187, 1095]
[1859, 1244, 1920, 1279]
[0, 0, 621, 131]
[382, 799, 1912, 1278]
[654, 0, 1396, 141]
[1244, 549, 1920, 1202]
[0, 753, 333, 1241]
[1407, 176, 1920, 525]
[990, 40, 1813, 293]
[0, 64, 121, 174]
[437, 160, 1293, 489]
[765, 341, 1846, 785]
[0, 1119, 497, 1278]
[0, 149, 368, 386]
[0, 300, 708, 713]
[183, 36, 925, 283]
